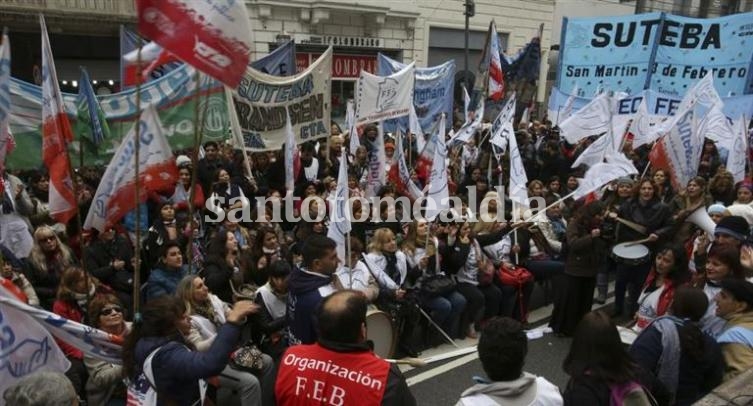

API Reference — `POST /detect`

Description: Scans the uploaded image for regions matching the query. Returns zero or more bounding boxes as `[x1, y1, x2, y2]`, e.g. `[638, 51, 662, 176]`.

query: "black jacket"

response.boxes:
[83, 234, 135, 294]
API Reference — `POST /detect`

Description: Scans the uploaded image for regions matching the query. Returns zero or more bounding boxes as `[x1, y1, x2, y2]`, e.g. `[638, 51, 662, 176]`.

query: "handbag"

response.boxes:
[475, 242, 495, 286]
[230, 341, 265, 372]
[421, 274, 456, 297]
[496, 264, 534, 287]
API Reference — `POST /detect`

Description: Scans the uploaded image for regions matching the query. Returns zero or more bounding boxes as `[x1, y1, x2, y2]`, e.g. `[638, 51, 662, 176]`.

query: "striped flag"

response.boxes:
[40, 16, 76, 224]
[77, 67, 110, 149]
[483, 21, 505, 101]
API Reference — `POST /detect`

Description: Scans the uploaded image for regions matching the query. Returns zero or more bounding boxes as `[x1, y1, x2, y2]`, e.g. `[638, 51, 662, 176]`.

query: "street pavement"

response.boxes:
[403, 283, 621, 406]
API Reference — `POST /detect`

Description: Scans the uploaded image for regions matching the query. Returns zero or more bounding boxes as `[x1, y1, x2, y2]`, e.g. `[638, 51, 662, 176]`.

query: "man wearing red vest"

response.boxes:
[275, 290, 416, 405]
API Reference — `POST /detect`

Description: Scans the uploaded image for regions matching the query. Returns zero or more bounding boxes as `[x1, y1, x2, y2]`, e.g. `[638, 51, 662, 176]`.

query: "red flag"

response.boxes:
[40, 16, 76, 224]
[136, 0, 253, 88]
[485, 21, 505, 101]
[122, 41, 179, 86]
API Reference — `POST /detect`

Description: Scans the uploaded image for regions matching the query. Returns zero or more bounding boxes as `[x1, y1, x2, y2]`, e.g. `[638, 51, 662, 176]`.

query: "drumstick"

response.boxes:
[385, 357, 427, 367]
[624, 237, 652, 247]
[613, 216, 648, 235]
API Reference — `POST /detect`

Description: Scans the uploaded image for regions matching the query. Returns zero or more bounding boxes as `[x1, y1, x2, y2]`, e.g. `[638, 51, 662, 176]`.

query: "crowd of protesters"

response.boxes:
[1, 104, 753, 405]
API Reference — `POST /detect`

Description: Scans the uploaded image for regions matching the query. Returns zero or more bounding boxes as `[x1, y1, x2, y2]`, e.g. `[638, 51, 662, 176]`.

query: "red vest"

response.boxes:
[275, 343, 390, 406]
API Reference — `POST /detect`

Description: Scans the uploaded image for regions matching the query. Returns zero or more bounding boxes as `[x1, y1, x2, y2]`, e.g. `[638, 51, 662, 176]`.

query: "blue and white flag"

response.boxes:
[0, 31, 11, 174]
[425, 114, 450, 220]
[250, 40, 296, 76]
[77, 67, 110, 148]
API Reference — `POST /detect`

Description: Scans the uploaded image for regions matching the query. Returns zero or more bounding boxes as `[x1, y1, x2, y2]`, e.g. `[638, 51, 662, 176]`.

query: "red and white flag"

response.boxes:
[388, 130, 423, 201]
[41, 16, 76, 224]
[136, 0, 254, 88]
[483, 21, 505, 101]
[121, 41, 179, 87]
[84, 105, 178, 232]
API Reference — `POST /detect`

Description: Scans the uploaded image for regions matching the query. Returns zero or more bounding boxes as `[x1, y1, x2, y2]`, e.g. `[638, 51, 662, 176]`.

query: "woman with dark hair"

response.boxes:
[84, 294, 131, 405]
[563, 311, 668, 406]
[709, 170, 736, 206]
[122, 296, 258, 406]
[83, 227, 135, 316]
[254, 261, 291, 359]
[145, 241, 188, 301]
[248, 225, 289, 287]
[652, 169, 674, 204]
[611, 178, 673, 318]
[629, 287, 724, 406]
[143, 202, 187, 274]
[549, 201, 608, 336]
[208, 168, 247, 212]
[26, 171, 61, 230]
[203, 230, 244, 303]
[699, 243, 746, 337]
[632, 244, 690, 333]
[170, 164, 205, 229]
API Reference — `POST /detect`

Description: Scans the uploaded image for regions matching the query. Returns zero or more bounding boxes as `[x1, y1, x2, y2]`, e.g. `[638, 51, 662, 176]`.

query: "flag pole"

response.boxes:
[132, 42, 143, 321]
[186, 69, 204, 275]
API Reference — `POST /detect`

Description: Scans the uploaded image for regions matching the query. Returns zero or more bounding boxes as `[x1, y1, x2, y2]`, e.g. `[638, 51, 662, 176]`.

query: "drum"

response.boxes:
[611, 242, 650, 265]
[366, 309, 397, 359]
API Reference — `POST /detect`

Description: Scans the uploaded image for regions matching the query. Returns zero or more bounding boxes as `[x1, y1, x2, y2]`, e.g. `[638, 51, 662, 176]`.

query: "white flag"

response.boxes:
[557, 85, 579, 125]
[365, 122, 386, 198]
[648, 109, 701, 190]
[327, 147, 351, 263]
[389, 130, 423, 201]
[507, 122, 529, 207]
[346, 99, 360, 153]
[559, 93, 612, 144]
[677, 72, 722, 113]
[356, 63, 415, 124]
[463, 86, 471, 123]
[284, 110, 296, 194]
[490, 94, 516, 154]
[451, 97, 484, 145]
[425, 114, 450, 220]
[84, 105, 178, 232]
[0, 285, 71, 396]
[630, 98, 669, 148]
[698, 103, 735, 150]
[727, 116, 749, 183]
[409, 104, 426, 153]
[573, 154, 637, 201]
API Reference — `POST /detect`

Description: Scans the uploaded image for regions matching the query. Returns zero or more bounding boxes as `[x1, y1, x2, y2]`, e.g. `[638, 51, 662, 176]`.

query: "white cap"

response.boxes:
[176, 155, 191, 167]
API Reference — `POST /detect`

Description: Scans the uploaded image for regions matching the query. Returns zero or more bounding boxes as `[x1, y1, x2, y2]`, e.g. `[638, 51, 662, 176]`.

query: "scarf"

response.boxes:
[193, 299, 221, 327]
[652, 316, 682, 397]
[641, 270, 676, 316]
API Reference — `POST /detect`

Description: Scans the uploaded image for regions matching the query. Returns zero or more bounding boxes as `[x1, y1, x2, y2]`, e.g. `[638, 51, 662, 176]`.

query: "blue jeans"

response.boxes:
[422, 290, 466, 339]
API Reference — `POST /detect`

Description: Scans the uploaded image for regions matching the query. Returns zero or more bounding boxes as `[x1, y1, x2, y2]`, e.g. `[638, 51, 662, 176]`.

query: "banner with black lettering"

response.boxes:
[558, 12, 753, 97]
[232, 47, 332, 151]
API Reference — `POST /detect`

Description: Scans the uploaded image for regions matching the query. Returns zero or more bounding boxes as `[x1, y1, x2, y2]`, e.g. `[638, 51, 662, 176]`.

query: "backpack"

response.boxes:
[609, 381, 658, 406]
[126, 347, 161, 406]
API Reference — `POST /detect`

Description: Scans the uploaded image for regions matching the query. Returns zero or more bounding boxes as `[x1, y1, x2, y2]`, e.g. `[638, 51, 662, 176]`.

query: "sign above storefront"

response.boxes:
[296, 53, 377, 79]
[293, 34, 384, 49]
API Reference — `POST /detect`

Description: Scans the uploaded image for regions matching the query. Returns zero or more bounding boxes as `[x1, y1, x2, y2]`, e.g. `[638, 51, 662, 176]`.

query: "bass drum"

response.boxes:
[365, 309, 397, 359]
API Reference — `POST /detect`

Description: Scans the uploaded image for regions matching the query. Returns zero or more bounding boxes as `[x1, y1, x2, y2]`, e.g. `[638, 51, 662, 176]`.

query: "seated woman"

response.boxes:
[247, 225, 289, 287]
[254, 261, 292, 359]
[699, 243, 746, 338]
[1, 255, 38, 306]
[83, 227, 135, 316]
[84, 294, 131, 406]
[176, 275, 274, 406]
[632, 244, 690, 333]
[25, 225, 78, 309]
[145, 241, 188, 302]
[170, 162, 205, 230]
[364, 227, 422, 356]
[53, 267, 113, 401]
[203, 230, 244, 304]
[335, 236, 379, 303]
[424, 216, 467, 343]
[122, 296, 259, 406]
[629, 287, 723, 405]
[143, 202, 187, 274]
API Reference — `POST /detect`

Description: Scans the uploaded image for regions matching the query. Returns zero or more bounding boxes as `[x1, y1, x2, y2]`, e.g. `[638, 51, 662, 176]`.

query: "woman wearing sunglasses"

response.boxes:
[84, 294, 130, 406]
[25, 225, 78, 309]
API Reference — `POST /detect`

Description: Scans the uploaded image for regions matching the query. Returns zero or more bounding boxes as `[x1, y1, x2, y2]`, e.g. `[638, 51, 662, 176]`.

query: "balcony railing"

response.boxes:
[0, 0, 136, 19]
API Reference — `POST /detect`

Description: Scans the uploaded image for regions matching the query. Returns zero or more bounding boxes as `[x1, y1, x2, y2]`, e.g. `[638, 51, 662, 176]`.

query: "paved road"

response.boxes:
[404, 284, 622, 406]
